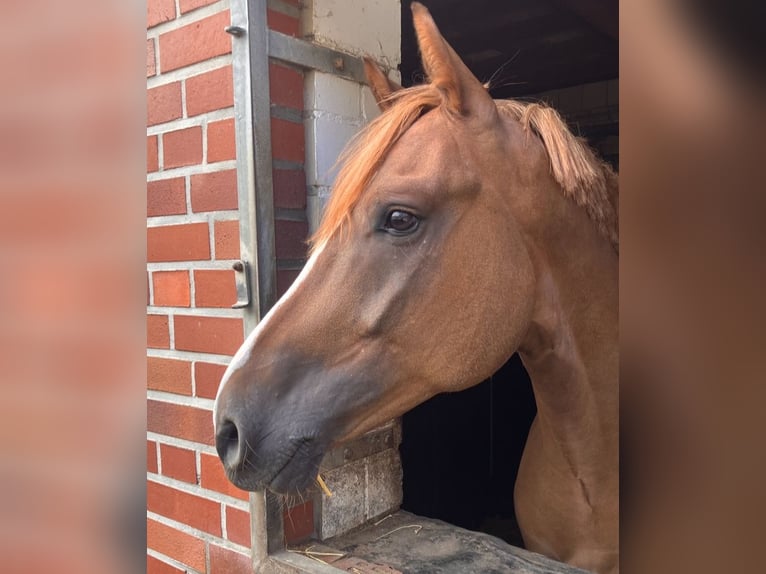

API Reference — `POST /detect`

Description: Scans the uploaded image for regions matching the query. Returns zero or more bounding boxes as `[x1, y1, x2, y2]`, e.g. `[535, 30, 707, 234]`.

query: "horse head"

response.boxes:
[215, 3, 564, 495]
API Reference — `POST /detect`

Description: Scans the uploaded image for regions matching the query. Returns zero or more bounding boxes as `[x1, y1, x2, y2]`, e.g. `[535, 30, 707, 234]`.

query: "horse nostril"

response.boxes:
[215, 420, 240, 468]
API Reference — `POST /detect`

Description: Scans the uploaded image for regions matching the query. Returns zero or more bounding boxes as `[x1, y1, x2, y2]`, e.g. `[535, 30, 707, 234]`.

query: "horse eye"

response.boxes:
[383, 209, 419, 234]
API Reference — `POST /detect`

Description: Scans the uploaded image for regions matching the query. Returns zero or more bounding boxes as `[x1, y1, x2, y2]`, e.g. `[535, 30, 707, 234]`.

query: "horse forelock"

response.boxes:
[309, 87, 619, 254]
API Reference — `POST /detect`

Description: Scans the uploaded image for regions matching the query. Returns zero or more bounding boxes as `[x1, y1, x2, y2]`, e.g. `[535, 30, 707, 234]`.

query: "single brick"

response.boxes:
[200, 452, 249, 501]
[190, 170, 238, 212]
[273, 169, 306, 210]
[152, 270, 191, 307]
[147, 518, 205, 572]
[147, 222, 210, 262]
[214, 220, 240, 259]
[267, 8, 299, 36]
[162, 126, 202, 169]
[147, 0, 175, 28]
[147, 356, 192, 395]
[147, 480, 221, 535]
[186, 66, 234, 117]
[179, 0, 217, 13]
[159, 11, 232, 73]
[194, 362, 227, 399]
[159, 443, 197, 484]
[269, 63, 303, 110]
[271, 117, 305, 163]
[147, 399, 214, 445]
[209, 544, 251, 574]
[147, 554, 184, 574]
[194, 269, 236, 308]
[277, 268, 301, 298]
[147, 82, 182, 127]
[174, 315, 243, 355]
[207, 118, 236, 163]
[147, 178, 186, 217]
[147, 39, 156, 78]
[147, 314, 170, 349]
[275, 219, 308, 260]
[147, 135, 159, 173]
[226, 506, 251, 547]
[284, 500, 314, 544]
[147, 440, 158, 474]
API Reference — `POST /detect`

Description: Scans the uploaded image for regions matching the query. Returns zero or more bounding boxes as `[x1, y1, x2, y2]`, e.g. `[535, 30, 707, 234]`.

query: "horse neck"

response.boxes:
[517, 202, 619, 470]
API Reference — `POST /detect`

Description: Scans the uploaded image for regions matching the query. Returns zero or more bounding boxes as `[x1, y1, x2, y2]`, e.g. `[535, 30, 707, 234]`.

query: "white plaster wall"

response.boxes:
[302, 0, 401, 69]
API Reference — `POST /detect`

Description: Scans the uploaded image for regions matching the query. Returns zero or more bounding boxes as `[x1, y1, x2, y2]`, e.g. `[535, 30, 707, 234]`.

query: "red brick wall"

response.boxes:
[146, 0, 306, 571]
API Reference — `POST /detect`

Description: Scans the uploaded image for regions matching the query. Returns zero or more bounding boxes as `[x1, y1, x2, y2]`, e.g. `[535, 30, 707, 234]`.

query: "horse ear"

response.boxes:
[363, 57, 402, 111]
[411, 2, 496, 119]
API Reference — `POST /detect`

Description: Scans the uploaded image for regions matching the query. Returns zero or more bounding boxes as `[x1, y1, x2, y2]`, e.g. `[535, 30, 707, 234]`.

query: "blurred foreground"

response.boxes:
[0, 2, 146, 574]
[621, 1, 765, 572]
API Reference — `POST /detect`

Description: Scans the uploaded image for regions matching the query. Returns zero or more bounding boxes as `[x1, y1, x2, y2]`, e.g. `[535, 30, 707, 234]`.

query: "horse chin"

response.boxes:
[224, 434, 327, 495]
[267, 448, 325, 495]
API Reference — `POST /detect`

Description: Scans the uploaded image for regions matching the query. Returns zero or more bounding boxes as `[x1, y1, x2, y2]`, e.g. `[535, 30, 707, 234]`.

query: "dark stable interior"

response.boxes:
[400, 355, 536, 547]
[397, 0, 618, 547]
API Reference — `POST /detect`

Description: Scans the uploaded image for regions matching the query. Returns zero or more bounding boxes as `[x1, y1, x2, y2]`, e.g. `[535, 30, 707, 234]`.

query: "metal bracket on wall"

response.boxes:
[268, 30, 367, 84]
[231, 260, 252, 309]
[226, 26, 367, 83]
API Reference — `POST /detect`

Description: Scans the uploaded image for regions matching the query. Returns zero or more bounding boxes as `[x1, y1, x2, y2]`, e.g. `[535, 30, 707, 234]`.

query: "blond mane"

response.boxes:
[309, 87, 618, 253]
[497, 100, 619, 250]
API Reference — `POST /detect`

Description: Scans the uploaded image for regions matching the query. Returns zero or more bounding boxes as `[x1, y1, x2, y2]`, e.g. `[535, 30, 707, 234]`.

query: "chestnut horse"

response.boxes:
[214, 3, 618, 573]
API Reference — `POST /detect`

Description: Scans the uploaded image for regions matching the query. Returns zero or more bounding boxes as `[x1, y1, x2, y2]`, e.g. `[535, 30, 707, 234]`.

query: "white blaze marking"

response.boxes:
[213, 243, 327, 428]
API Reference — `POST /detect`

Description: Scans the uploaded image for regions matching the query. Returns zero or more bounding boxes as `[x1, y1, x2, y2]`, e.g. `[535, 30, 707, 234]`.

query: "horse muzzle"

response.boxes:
[213, 346, 381, 494]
